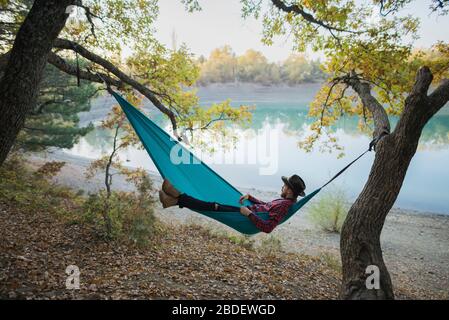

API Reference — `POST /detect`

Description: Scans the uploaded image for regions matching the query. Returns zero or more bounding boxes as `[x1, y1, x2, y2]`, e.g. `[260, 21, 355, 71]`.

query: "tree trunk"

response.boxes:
[0, 0, 74, 165]
[339, 110, 427, 299]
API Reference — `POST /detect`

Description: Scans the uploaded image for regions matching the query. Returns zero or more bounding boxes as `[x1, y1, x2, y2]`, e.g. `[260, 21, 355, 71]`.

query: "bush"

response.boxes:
[307, 188, 349, 233]
[0, 157, 81, 215]
[82, 174, 157, 246]
[34, 161, 66, 179]
[227, 234, 255, 250]
[319, 252, 342, 272]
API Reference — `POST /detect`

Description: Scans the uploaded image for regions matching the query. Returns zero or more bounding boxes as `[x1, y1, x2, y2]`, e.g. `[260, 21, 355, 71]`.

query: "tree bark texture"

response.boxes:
[0, 0, 74, 164]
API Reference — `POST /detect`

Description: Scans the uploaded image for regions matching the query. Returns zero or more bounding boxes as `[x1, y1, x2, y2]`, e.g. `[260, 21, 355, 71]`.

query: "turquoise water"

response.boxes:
[68, 84, 449, 214]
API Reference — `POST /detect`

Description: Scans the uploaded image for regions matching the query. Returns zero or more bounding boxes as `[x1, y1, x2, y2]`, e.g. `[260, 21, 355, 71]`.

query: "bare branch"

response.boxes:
[378, 0, 407, 16]
[75, 3, 104, 41]
[339, 72, 391, 139]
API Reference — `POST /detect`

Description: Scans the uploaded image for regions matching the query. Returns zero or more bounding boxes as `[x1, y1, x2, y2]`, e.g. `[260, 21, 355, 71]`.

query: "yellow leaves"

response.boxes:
[35, 161, 66, 180]
[413, 42, 449, 83]
[199, 46, 237, 83]
[85, 156, 110, 180]
[0, 0, 10, 8]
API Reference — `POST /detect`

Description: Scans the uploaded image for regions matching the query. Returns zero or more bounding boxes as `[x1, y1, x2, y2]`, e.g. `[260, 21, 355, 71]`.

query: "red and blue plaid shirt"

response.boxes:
[246, 195, 295, 233]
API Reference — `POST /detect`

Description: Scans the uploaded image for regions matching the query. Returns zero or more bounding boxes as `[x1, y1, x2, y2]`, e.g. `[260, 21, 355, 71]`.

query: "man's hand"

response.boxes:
[239, 194, 251, 204]
[240, 206, 252, 217]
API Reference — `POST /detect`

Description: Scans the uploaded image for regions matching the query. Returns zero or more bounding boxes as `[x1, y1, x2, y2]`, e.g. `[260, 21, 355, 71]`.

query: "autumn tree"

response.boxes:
[0, 0, 251, 164]
[84, 93, 146, 237]
[198, 45, 238, 84]
[281, 54, 324, 84]
[237, 0, 449, 299]
[237, 49, 270, 83]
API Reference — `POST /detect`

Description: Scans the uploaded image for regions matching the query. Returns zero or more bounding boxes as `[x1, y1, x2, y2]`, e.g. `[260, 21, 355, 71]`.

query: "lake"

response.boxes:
[68, 83, 449, 214]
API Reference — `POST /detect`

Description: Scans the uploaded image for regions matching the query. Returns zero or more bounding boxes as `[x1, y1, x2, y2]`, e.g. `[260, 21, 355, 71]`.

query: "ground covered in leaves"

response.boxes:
[0, 200, 343, 299]
[0, 158, 441, 300]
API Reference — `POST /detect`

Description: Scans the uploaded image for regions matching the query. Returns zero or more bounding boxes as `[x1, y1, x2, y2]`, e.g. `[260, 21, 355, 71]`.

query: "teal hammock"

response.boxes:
[111, 90, 372, 235]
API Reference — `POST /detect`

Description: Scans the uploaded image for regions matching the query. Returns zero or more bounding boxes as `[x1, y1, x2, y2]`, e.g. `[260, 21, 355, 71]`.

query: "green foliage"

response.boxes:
[319, 252, 342, 273]
[198, 45, 238, 84]
[85, 148, 158, 246]
[281, 53, 324, 84]
[16, 63, 96, 151]
[227, 234, 255, 250]
[197, 46, 325, 85]
[0, 156, 82, 217]
[307, 188, 349, 233]
[82, 187, 157, 246]
[61, 0, 253, 142]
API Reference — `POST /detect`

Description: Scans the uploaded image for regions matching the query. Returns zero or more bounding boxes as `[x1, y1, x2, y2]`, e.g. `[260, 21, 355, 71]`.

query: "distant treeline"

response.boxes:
[197, 46, 326, 86]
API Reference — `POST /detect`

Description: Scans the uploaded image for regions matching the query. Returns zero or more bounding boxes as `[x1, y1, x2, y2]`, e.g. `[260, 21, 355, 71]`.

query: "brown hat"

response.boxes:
[282, 175, 306, 197]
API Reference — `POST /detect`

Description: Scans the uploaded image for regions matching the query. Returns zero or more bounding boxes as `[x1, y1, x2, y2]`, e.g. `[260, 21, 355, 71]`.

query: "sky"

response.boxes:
[153, 0, 449, 63]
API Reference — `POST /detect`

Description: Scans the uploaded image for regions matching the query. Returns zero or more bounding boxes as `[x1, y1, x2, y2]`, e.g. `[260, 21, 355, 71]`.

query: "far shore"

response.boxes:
[25, 150, 449, 299]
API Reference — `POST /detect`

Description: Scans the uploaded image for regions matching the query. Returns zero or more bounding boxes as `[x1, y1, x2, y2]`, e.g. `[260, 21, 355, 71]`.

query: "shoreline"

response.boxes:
[29, 149, 448, 217]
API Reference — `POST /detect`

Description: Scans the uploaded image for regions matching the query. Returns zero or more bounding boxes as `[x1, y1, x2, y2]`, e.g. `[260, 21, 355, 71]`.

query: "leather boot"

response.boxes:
[159, 190, 178, 208]
[162, 179, 181, 198]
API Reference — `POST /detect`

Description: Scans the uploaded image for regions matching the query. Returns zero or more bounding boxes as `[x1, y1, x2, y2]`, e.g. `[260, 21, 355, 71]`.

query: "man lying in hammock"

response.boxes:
[158, 174, 306, 233]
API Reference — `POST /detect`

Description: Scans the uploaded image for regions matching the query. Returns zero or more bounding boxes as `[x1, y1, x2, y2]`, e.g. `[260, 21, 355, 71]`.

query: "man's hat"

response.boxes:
[282, 174, 306, 197]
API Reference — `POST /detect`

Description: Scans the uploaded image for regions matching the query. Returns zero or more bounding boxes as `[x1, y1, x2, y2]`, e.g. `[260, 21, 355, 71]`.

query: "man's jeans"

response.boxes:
[177, 193, 241, 212]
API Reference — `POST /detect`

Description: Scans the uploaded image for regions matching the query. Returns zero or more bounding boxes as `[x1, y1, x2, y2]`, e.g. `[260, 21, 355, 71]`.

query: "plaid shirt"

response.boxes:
[246, 195, 295, 233]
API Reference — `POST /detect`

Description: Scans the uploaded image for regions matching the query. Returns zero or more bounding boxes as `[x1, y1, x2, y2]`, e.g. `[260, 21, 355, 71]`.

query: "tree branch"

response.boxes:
[52, 38, 181, 137]
[341, 72, 391, 139]
[75, 3, 104, 41]
[47, 51, 122, 87]
[2, 39, 182, 139]
[411, 66, 434, 97]
[396, 67, 433, 131]
[394, 67, 448, 139]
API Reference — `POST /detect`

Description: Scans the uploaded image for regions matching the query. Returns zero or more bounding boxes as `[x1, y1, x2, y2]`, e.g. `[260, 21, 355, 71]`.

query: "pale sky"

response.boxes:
[153, 0, 449, 62]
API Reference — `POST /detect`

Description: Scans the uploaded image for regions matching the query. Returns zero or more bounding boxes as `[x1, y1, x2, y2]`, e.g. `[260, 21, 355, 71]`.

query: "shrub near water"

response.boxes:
[82, 174, 158, 246]
[307, 188, 350, 233]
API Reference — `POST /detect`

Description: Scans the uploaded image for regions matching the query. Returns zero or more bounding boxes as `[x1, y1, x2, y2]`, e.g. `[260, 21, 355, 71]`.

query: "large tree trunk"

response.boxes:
[339, 67, 449, 299]
[0, 0, 74, 165]
[340, 131, 422, 299]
